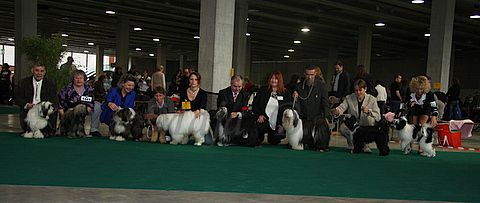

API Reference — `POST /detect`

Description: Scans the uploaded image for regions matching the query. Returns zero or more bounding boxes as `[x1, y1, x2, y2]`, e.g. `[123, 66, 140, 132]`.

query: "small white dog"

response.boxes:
[417, 124, 436, 157]
[156, 109, 212, 146]
[24, 101, 55, 139]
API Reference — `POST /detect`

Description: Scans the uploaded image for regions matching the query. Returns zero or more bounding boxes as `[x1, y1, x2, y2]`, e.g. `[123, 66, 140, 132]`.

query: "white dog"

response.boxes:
[391, 112, 435, 157]
[282, 109, 330, 151]
[24, 101, 55, 139]
[156, 109, 212, 146]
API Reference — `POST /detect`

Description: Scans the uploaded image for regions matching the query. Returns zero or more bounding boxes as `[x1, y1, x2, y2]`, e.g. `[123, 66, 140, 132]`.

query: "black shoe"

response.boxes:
[89, 131, 103, 137]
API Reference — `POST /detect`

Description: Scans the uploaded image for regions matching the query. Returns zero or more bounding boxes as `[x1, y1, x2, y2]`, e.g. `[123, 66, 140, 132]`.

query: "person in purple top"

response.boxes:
[58, 70, 94, 117]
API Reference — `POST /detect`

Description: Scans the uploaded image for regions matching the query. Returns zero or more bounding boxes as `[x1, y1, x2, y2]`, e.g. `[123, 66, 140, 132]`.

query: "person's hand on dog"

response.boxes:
[108, 102, 119, 111]
[257, 115, 266, 123]
[87, 107, 92, 113]
[194, 109, 200, 118]
[231, 112, 239, 118]
[26, 103, 34, 109]
[431, 116, 438, 127]
[363, 106, 369, 113]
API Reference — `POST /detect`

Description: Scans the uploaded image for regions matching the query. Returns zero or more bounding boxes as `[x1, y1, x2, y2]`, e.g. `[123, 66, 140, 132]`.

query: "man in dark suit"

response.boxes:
[217, 75, 249, 118]
[15, 63, 58, 135]
[331, 61, 351, 100]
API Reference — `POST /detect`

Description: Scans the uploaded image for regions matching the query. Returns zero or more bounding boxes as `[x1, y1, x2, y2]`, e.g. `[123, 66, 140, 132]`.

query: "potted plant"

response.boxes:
[20, 36, 69, 90]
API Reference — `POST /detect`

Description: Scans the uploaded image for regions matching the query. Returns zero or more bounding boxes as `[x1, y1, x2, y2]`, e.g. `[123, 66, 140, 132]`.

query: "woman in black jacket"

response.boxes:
[252, 71, 292, 145]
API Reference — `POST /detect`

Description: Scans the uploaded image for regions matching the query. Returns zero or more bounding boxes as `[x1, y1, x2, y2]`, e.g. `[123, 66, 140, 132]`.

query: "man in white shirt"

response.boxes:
[15, 63, 58, 135]
[375, 80, 388, 114]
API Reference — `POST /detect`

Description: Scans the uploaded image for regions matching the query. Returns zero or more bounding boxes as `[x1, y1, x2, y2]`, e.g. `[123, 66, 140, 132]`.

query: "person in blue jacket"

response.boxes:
[100, 74, 137, 125]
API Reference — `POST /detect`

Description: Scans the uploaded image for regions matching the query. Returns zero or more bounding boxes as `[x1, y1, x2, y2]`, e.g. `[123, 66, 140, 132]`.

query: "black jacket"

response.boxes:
[252, 87, 292, 126]
[296, 79, 330, 120]
[332, 71, 351, 98]
[16, 76, 58, 108]
[217, 87, 249, 113]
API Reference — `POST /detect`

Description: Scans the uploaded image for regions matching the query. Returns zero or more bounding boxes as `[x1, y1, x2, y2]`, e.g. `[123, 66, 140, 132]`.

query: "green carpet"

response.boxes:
[1, 132, 479, 202]
[0, 106, 19, 114]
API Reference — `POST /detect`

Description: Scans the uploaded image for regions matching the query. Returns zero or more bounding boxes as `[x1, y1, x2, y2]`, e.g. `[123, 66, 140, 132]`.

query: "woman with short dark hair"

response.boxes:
[100, 74, 137, 124]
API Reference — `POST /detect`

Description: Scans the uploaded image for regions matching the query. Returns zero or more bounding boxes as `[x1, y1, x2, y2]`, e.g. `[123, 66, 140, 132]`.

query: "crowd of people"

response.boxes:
[12, 60, 467, 154]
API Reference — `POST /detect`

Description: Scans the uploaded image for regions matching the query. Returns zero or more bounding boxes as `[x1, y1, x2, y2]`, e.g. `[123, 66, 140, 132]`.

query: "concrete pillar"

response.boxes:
[115, 15, 129, 74]
[198, 0, 235, 92]
[96, 45, 104, 79]
[427, 0, 455, 92]
[232, 0, 248, 78]
[179, 54, 186, 70]
[156, 43, 167, 70]
[14, 0, 37, 86]
[326, 47, 339, 88]
[357, 26, 372, 73]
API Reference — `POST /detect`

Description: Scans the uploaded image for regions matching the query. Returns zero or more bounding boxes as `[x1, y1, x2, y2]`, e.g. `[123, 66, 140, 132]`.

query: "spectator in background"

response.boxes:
[60, 56, 76, 72]
[151, 65, 166, 91]
[179, 67, 192, 92]
[103, 72, 112, 91]
[353, 65, 376, 97]
[90, 75, 107, 137]
[375, 80, 387, 114]
[111, 67, 123, 88]
[314, 66, 325, 82]
[168, 69, 182, 96]
[446, 78, 461, 120]
[331, 61, 351, 100]
[0, 63, 12, 104]
[286, 74, 301, 94]
[389, 74, 403, 112]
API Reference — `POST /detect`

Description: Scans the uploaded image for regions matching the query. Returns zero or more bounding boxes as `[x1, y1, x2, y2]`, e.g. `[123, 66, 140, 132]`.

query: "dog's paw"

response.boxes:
[33, 131, 44, 139]
[170, 140, 178, 145]
[23, 132, 34, 138]
[115, 136, 125, 141]
[109, 136, 116, 140]
[194, 142, 203, 146]
[217, 142, 224, 147]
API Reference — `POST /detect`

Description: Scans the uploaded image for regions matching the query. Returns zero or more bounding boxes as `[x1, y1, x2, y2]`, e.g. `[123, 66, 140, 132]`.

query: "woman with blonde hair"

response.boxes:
[408, 75, 438, 127]
[314, 66, 325, 82]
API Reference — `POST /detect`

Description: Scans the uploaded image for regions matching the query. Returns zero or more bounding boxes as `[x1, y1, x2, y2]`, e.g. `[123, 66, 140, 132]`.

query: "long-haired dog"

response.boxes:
[215, 107, 259, 147]
[389, 110, 435, 157]
[156, 109, 212, 146]
[282, 109, 330, 151]
[340, 114, 390, 156]
[60, 104, 88, 138]
[338, 114, 359, 150]
[24, 101, 55, 138]
[109, 108, 145, 141]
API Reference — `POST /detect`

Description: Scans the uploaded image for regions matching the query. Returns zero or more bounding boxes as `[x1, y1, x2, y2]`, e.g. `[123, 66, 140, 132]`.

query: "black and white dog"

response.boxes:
[215, 107, 259, 147]
[282, 109, 330, 151]
[109, 107, 145, 141]
[390, 110, 435, 157]
[24, 101, 55, 138]
[60, 104, 88, 138]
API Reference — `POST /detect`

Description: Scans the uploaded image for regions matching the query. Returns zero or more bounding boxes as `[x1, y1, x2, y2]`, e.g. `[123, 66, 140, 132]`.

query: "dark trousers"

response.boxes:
[257, 121, 284, 145]
[352, 126, 390, 156]
[447, 100, 461, 120]
[377, 101, 386, 115]
[20, 109, 58, 136]
[389, 100, 401, 112]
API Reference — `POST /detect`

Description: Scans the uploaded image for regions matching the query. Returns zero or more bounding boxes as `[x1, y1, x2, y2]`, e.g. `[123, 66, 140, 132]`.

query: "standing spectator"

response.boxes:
[151, 65, 166, 91]
[89, 75, 107, 137]
[353, 65, 376, 97]
[375, 80, 388, 114]
[331, 61, 351, 100]
[389, 74, 403, 112]
[0, 63, 12, 104]
[286, 74, 301, 94]
[446, 78, 461, 120]
[15, 63, 58, 135]
[60, 56, 76, 72]
[179, 67, 192, 92]
[253, 71, 291, 145]
[111, 67, 123, 88]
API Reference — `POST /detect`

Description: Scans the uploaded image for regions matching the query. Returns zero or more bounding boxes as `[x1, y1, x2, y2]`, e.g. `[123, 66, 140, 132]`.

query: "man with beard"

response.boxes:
[293, 66, 330, 123]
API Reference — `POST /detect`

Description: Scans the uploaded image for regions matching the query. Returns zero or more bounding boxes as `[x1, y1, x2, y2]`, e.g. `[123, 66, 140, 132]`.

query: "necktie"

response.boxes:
[34, 82, 39, 104]
[233, 92, 238, 102]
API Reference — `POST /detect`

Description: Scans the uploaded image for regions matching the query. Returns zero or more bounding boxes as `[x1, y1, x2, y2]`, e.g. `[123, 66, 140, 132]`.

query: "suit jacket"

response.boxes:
[252, 87, 292, 126]
[296, 79, 330, 121]
[332, 71, 351, 98]
[217, 87, 249, 113]
[16, 76, 58, 109]
[337, 93, 380, 127]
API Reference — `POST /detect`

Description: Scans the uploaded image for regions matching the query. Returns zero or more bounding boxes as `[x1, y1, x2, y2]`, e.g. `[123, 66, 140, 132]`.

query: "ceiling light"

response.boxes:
[246, 17, 249, 21]
[194, 35, 200, 39]
[83, 50, 89, 53]
[470, 14, 480, 19]
[88, 42, 94, 45]
[293, 40, 301, 44]
[375, 22, 386, 27]
[134, 27, 142, 31]
[153, 38, 160, 42]
[424, 33, 431, 37]
[245, 33, 251, 36]
[283, 55, 290, 58]
[135, 48, 141, 51]
[61, 33, 69, 37]
[105, 10, 115, 15]
[149, 53, 155, 57]
[376, 53, 382, 57]
[62, 44, 67, 47]
[411, 0, 424, 4]
[301, 28, 310, 32]
[7, 38, 14, 41]
[288, 49, 294, 52]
